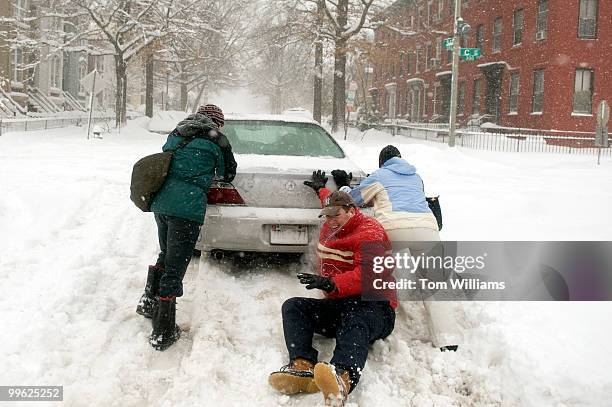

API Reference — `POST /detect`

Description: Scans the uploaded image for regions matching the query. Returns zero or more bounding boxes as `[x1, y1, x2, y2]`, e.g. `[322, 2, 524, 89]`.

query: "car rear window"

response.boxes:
[222, 121, 344, 158]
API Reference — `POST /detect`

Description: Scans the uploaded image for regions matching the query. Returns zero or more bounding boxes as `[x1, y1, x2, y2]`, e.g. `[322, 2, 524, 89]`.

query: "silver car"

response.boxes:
[195, 114, 366, 256]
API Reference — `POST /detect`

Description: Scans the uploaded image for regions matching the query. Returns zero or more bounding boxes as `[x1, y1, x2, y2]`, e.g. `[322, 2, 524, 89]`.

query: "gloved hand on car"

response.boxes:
[297, 273, 336, 293]
[331, 169, 352, 188]
[303, 170, 328, 193]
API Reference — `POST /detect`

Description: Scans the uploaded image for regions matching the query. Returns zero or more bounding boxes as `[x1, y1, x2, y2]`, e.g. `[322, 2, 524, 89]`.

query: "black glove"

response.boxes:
[297, 273, 336, 293]
[331, 170, 352, 188]
[303, 170, 328, 193]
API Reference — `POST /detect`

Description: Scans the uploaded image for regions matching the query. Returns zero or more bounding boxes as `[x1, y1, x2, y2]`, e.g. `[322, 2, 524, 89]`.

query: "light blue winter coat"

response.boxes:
[349, 157, 438, 230]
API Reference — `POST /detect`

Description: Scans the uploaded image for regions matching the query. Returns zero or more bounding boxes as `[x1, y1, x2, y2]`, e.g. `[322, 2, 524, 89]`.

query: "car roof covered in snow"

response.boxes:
[225, 113, 318, 125]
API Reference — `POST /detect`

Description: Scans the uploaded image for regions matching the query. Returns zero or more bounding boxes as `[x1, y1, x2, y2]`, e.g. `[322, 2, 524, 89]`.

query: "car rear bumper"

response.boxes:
[196, 205, 322, 253]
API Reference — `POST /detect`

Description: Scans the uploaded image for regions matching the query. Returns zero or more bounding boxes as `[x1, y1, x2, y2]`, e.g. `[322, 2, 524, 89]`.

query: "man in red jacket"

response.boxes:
[269, 173, 397, 406]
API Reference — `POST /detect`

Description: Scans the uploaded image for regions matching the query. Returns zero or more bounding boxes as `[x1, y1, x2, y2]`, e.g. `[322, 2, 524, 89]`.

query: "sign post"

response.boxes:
[80, 70, 106, 139]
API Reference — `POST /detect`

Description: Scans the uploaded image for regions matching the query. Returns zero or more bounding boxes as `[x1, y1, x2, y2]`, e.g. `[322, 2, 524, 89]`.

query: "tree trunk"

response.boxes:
[313, 41, 323, 124]
[180, 63, 188, 111]
[330, 0, 348, 133]
[313, 0, 324, 124]
[331, 38, 347, 133]
[114, 55, 127, 127]
[145, 53, 154, 118]
[192, 83, 206, 113]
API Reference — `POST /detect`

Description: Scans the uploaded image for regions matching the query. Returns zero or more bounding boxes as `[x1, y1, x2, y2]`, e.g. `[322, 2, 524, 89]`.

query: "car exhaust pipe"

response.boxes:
[211, 250, 225, 261]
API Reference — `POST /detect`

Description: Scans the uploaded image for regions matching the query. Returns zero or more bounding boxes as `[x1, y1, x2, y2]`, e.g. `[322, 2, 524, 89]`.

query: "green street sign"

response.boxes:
[462, 55, 477, 61]
[443, 38, 454, 50]
[460, 48, 481, 57]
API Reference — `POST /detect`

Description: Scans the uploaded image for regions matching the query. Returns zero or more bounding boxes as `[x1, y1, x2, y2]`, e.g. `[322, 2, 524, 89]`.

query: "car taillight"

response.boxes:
[207, 185, 245, 205]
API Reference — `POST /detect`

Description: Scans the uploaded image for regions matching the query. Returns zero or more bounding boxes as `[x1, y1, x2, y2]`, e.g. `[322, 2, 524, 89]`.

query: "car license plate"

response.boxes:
[270, 224, 308, 245]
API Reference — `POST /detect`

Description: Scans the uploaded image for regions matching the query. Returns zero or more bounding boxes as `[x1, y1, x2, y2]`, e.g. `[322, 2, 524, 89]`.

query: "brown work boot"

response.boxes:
[313, 362, 350, 406]
[268, 358, 319, 394]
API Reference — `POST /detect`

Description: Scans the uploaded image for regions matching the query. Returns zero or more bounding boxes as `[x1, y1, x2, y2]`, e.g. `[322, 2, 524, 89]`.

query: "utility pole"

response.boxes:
[448, 0, 462, 147]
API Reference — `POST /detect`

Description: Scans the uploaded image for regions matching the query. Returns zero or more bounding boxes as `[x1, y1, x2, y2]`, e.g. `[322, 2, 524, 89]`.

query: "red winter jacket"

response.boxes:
[317, 188, 398, 309]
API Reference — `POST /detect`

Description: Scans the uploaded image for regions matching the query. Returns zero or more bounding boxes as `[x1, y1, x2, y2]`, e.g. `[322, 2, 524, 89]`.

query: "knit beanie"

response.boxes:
[197, 104, 224, 128]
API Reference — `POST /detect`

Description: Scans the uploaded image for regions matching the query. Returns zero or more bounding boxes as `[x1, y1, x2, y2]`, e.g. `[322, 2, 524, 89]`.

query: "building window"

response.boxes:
[437, 0, 444, 20]
[513, 9, 524, 45]
[532, 69, 545, 113]
[472, 78, 482, 114]
[573, 68, 593, 114]
[536, 0, 548, 40]
[492, 17, 502, 52]
[399, 53, 404, 76]
[475, 24, 484, 51]
[509, 72, 520, 113]
[578, 0, 598, 38]
[14, 0, 28, 19]
[426, 43, 433, 70]
[458, 81, 465, 115]
[11, 48, 24, 83]
[417, 46, 424, 73]
[435, 39, 442, 67]
[433, 85, 439, 115]
[50, 56, 61, 88]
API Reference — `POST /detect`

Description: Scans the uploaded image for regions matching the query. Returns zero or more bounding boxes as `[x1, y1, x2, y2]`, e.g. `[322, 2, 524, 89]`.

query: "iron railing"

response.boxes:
[373, 122, 610, 157]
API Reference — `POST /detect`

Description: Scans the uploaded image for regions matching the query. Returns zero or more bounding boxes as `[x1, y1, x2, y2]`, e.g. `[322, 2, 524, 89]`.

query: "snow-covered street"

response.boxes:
[1, 119, 612, 406]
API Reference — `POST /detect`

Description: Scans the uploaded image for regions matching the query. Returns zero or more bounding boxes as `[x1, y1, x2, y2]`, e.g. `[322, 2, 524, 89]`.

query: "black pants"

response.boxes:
[154, 213, 201, 298]
[281, 296, 395, 392]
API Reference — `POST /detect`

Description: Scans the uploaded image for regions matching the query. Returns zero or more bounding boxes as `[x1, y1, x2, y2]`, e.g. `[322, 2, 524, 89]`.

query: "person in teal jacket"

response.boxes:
[137, 104, 235, 351]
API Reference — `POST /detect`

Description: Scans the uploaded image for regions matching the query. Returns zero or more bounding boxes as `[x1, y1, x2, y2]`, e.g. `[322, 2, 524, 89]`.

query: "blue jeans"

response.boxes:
[154, 214, 201, 297]
[281, 296, 395, 392]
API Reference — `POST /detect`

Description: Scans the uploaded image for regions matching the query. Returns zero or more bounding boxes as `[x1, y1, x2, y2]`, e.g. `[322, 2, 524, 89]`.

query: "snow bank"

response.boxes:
[0, 122, 611, 406]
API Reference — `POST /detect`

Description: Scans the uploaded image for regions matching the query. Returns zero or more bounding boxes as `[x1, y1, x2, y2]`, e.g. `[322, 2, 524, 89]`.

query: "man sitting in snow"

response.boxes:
[268, 179, 397, 406]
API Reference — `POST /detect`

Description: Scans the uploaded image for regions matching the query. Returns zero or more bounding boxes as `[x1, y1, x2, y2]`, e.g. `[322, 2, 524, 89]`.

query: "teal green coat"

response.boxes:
[150, 130, 225, 224]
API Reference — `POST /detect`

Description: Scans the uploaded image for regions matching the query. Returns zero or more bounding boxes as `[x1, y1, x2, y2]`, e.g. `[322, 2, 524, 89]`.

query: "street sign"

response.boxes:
[443, 38, 454, 50]
[80, 70, 107, 95]
[459, 48, 481, 57]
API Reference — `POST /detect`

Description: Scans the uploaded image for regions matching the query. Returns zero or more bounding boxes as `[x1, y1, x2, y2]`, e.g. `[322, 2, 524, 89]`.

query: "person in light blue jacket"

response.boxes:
[345, 145, 439, 233]
[331, 145, 460, 351]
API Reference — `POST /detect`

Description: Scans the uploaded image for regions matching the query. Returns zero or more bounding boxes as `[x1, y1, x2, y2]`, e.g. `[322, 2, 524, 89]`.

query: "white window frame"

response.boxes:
[573, 68, 593, 114]
[50, 55, 61, 89]
[578, 0, 598, 38]
[493, 17, 502, 53]
[14, 0, 28, 19]
[536, 0, 548, 40]
[509, 72, 520, 113]
[513, 9, 524, 46]
[472, 78, 482, 114]
[532, 69, 545, 113]
[11, 48, 23, 83]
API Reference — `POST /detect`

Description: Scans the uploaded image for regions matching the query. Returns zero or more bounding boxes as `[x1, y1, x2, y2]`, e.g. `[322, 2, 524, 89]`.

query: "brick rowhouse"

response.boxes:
[370, 0, 611, 133]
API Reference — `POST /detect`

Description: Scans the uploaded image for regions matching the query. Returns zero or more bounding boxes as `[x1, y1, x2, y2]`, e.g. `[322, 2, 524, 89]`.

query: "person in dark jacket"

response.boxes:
[136, 104, 236, 351]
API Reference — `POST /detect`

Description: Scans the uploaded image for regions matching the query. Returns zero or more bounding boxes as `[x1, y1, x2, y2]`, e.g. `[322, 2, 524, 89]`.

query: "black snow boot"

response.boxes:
[149, 297, 180, 351]
[136, 265, 164, 318]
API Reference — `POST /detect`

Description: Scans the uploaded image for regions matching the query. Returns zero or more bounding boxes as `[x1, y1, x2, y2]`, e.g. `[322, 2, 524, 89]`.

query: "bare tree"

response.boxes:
[5, 0, 213, 125]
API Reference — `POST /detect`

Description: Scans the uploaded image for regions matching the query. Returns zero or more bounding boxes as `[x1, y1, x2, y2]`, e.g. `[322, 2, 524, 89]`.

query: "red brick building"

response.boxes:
[370, 0, 611, 132]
